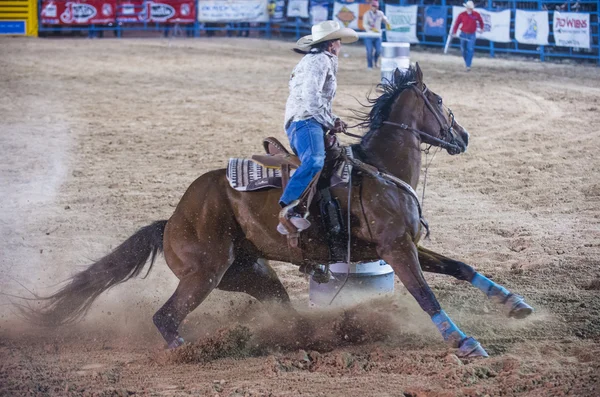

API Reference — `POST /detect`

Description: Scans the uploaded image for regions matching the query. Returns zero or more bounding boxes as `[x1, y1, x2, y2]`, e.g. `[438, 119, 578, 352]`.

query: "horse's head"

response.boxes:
[388, 63, 470, 155]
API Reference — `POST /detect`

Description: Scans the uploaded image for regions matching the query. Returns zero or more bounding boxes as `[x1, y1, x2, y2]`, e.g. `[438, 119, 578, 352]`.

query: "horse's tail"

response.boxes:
[24, 220, 168, 326]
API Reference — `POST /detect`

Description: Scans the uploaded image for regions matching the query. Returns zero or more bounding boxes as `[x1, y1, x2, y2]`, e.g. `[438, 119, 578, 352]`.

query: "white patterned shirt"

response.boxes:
[284, 50, 338, 130]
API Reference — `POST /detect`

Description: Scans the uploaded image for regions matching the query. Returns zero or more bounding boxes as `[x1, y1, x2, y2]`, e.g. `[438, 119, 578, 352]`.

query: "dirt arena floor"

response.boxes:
[1, 37, 600, 396]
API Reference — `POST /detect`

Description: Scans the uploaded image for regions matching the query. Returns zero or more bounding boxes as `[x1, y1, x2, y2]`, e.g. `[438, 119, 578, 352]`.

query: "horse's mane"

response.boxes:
[355, 66, 417, 145]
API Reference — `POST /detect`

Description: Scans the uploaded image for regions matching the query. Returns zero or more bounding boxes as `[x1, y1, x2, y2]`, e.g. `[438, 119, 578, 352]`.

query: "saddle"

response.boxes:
[252, 136, 348, 262]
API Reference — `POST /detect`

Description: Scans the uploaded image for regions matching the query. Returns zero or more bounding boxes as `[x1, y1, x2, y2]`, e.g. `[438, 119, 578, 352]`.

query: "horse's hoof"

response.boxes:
[457, 337, 489, 358]
[505, 294, 534, 319]
[167, 337, 185, 350]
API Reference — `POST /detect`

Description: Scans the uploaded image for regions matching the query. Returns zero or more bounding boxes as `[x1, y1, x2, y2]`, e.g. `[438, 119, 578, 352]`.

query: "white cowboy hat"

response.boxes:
[296, 21, 358, 50]
[463, 1, 475, 9]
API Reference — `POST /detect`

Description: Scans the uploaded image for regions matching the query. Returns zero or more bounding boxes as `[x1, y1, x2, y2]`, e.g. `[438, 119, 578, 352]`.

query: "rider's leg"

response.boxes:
[279, 118, 325, 208]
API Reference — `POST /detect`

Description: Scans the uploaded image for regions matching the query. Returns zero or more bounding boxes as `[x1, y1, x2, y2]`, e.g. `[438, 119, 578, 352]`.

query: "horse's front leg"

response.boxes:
[417, 246, 534, 319]
[378, 234, 488, 358]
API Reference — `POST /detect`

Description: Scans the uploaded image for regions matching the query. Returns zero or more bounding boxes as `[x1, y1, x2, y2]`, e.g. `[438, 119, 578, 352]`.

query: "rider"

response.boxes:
[277, 21, 358, 235]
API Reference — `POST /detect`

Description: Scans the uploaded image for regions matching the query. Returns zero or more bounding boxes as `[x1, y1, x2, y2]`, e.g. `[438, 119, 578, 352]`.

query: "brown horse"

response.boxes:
[30, 64, 532, 358]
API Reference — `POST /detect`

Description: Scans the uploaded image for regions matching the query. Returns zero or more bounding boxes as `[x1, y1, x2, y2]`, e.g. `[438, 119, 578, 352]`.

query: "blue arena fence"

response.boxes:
[37, 0, 599, 65]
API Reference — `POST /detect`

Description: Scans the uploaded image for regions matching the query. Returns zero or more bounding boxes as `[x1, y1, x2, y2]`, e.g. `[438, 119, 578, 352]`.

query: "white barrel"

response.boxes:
[309, 260, 394, 308]
[381, 42, 410, 84]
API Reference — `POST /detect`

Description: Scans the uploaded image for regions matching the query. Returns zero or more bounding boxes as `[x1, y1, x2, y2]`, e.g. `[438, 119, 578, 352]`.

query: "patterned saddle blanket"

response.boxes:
[226, 147, 353, 192]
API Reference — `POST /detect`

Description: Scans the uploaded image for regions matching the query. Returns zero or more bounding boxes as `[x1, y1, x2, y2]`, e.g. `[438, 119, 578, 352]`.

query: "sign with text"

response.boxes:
[198, 0, 269, 23]
[424, 6, 446, 37]
[118, 0, 195, 23]
[333, 0, 369, 31]
[310, 1, 329, 25]
[553, 11, 590, 49]
[515, 10, 548, 45]
[41, 0, 116, 25]
[287, 0, 308, 19]
[386, 4, 418, 43]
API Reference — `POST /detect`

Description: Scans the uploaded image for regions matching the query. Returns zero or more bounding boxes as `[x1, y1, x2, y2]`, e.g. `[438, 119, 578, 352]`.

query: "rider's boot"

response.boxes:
[277, 200, 311, 235]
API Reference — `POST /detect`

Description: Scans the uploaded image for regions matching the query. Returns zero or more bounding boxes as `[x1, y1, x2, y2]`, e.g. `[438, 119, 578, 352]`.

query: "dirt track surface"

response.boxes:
[1, 37, 600, 396]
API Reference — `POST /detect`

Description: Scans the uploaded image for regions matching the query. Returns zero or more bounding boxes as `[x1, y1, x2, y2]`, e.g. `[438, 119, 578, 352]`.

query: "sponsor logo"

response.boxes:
[102, 3, 112, 17]
[140, 2, 175, 22]
[121, 3, 135, 15]
[61, 3, 97, 23]
[390, 14, 412, 33]
[42, 2, 58, 17]
[481, 13, 492, 33]
[555, 16, 587, 31]
[522, 15, 538, 40]
[180, 3, 190, 17]
[425, 16, 444, 28]
[336, 6, 355, 27]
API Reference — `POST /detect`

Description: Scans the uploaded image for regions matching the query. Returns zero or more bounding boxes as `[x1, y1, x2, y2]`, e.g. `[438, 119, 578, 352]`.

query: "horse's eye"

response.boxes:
[437, 98, 443, 105]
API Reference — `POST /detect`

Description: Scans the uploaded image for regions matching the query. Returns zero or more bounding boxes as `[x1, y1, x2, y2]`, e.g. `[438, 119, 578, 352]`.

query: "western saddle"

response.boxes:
[251, 136, 347, 263]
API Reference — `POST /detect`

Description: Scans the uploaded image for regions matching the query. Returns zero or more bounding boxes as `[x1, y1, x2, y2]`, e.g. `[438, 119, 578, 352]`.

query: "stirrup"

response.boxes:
[278, 200, 310, 235]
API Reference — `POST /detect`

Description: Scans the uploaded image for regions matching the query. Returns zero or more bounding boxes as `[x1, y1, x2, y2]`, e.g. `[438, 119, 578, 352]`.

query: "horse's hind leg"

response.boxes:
[217, 257, 291, 305]
[153, 271, 223, 348]
[153, 218, 235, 348]
[380, 235, 488, 358]
[417, 246, 533, 319]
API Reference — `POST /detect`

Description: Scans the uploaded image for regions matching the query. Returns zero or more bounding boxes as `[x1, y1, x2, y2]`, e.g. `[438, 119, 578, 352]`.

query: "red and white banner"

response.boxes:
[41, 0, 195, 25]
[118, 0, 195, 23]
[41, 0, 116, 24]
[553, 12, 590, 49]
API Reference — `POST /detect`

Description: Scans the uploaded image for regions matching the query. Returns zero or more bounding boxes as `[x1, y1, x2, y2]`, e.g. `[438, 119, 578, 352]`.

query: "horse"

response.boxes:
[28, 64, 533, 358]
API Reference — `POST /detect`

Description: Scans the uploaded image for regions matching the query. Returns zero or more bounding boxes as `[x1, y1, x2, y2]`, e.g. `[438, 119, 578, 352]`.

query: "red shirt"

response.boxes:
[452, 11, 484, 34]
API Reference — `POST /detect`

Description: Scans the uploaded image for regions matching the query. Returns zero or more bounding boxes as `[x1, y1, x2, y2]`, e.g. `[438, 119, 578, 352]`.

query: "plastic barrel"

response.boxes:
[309, 260, 395, 308]
[381, 42, 410, 84]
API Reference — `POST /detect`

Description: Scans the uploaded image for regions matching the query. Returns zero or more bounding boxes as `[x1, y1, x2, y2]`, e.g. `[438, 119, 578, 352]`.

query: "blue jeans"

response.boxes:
[364, 37, 382, 68]
[460, 32, 476, 68]
[279, 118, 325, 206]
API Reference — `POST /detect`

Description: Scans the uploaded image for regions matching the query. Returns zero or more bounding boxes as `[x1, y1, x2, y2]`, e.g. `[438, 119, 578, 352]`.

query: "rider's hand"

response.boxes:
[332, 118, 348, 134]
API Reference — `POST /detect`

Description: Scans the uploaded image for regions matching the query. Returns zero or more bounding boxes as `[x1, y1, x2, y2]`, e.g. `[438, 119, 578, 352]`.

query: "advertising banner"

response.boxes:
[423, 6, 446, 37]
[451, 6, 511, 43]
[198, 0, 269, 23]
[333, 0, 369, 31]
[553, 11, 590, 49]
[515, 10, 548, 45]
[287, 0, 309, 19]
[386, 4, 418, 43]
[41, 0, 116, 24]
[269, 0, 286, 23]
[120, 0, 195, 23]
[310, 1, 329, 25]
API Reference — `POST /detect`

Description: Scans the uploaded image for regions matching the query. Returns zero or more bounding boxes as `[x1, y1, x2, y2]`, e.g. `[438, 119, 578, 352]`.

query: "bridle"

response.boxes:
[381, 84, 462, 154]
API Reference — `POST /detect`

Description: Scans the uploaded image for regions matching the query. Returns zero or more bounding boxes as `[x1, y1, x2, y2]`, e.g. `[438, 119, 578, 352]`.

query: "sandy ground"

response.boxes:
[1, 37, 600, 396]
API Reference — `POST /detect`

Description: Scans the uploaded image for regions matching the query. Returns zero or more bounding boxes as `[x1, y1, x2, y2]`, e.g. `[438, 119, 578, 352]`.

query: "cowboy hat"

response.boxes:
[296, 21, 358, 50]
[463, 1, 475, 9]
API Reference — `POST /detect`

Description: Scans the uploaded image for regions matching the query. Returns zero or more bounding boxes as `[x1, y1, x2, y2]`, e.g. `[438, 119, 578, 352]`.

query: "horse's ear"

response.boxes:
[393, 68, 403, 83]
[415, 62, 424, 87]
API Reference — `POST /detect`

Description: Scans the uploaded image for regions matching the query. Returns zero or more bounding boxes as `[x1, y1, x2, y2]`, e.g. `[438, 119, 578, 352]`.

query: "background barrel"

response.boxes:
[381, 42, 410, 84]
[309, 260, 395, 308]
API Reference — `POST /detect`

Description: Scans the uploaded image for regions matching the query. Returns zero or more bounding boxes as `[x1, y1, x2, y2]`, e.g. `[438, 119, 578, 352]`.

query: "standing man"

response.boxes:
[452, 1, 484, 71]
[362, 0, 390, 69]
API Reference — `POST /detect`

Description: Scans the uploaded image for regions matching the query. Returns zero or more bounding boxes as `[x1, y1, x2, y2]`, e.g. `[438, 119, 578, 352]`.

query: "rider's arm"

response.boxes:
[301, 54, 336, 130]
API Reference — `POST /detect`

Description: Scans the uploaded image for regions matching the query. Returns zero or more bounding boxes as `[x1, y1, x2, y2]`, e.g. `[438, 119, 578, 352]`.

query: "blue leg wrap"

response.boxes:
[471, 273, 510, 304]
[431, 310, 466, 348]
